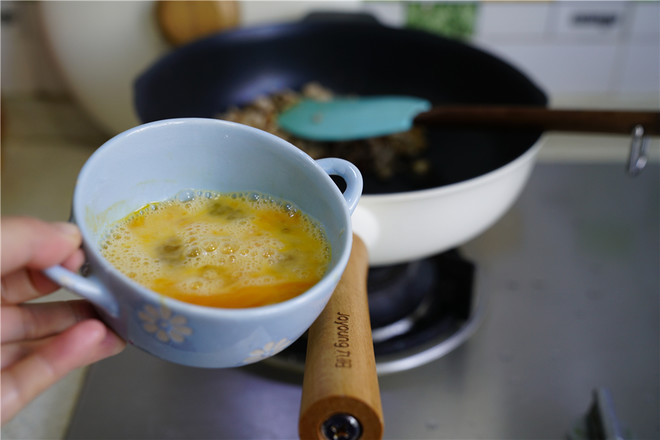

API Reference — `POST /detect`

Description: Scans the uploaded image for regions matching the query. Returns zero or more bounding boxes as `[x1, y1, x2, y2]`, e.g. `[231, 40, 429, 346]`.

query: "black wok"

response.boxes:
[134, 13, 547, 265]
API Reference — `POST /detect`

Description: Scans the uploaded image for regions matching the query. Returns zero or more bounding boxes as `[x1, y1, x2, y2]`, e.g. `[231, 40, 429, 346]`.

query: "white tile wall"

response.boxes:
[628, 1, 660, 41]
[476, 2, 552, 38]
[618, 41, 660, 96]
[473, 0, 659, 106]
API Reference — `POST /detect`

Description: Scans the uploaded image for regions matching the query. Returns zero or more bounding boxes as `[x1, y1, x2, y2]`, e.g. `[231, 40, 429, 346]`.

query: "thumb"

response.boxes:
[1, 217, 82, 276]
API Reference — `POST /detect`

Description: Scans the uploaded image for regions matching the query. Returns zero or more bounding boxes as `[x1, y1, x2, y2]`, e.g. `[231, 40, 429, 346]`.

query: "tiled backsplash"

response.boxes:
[472, 1, 659, 105]
[364, 1, 659, 105]
[2, 1, 658, 106]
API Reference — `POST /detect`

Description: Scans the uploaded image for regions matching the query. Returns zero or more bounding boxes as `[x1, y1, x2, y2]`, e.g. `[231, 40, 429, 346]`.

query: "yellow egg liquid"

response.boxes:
[99, 191, 331, 308]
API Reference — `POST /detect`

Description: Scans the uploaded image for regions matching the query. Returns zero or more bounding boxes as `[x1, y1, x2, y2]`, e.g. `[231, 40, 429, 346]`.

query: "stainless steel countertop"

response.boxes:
[63, 162, 659, 439]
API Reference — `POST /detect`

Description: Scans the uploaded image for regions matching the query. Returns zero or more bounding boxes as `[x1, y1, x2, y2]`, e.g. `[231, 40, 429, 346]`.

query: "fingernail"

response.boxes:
[53, 222, 80, 238]
[103, 329, 127, 355]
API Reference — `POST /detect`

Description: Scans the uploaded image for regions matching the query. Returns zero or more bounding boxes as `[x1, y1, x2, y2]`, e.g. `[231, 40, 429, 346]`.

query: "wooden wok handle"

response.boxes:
[413, 106, 660, 135]
[299, 235, 383, 440]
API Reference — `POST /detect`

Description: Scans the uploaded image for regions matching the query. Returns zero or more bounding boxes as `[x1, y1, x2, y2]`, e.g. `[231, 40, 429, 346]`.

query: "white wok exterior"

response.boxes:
[353, 138, 544, 266]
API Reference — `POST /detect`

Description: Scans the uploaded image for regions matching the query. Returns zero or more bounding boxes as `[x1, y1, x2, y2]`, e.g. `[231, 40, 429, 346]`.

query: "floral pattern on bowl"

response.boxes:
[243, 338, 291, 364]
[138, 303, 193, 344]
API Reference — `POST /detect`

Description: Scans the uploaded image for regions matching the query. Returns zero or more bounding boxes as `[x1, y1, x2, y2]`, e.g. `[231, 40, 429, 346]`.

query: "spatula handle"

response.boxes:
[414, 106, 660, 135]
[299, 235, 383, 440]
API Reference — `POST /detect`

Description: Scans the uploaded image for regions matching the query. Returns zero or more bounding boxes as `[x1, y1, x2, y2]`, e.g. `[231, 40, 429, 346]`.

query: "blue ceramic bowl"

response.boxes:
[46, 118, 362, 368]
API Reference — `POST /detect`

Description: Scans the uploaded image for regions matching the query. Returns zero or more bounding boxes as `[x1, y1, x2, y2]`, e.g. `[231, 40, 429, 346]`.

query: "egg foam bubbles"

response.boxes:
[99, 190, 331, 308]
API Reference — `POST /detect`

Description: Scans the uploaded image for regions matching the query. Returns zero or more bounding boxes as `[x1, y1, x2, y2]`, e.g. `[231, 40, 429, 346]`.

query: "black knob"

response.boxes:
[321, 413, 362, 440]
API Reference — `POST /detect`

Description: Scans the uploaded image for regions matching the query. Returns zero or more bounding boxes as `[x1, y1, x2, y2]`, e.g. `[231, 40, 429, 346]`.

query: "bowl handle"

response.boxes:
[316, 158, 363, 215]
[43, 266, 120, 318]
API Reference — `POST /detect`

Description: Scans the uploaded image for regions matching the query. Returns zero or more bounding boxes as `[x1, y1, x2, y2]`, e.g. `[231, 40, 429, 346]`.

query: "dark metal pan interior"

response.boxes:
[135, 19, 547, 194]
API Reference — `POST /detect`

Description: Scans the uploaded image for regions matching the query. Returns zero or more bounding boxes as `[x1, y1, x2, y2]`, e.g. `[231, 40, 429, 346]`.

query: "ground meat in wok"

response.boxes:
[217, 82, 430, 181]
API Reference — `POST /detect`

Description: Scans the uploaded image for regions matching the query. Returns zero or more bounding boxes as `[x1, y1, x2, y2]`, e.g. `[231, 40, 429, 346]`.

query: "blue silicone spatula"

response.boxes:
[277, 96, 660, 141]
[278, 96, 432, 141]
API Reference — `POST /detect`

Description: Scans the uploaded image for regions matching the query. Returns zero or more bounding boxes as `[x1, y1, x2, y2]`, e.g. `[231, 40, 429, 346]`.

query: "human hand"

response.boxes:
[1, 217, 126, 425]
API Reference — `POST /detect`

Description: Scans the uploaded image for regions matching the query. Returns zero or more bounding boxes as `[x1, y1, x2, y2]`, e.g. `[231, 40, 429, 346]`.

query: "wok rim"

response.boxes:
[359, 136, 544, 203]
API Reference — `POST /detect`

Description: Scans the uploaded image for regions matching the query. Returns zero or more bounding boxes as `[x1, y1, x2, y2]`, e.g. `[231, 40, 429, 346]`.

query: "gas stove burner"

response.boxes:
[267, 249, 484, 374]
